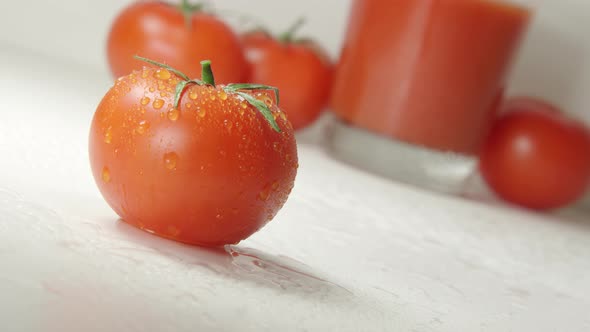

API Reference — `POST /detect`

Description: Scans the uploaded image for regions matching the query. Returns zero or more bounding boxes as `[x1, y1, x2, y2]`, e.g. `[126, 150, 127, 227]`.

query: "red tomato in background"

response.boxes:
[242, 23, 333, 130]
[480, 97, 590, 210]
[107, 1, 248, 83]
[89, 61, 298, 246]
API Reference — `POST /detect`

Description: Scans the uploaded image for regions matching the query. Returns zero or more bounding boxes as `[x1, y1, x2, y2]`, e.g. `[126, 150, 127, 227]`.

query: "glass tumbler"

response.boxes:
[329, 0, 532, 193]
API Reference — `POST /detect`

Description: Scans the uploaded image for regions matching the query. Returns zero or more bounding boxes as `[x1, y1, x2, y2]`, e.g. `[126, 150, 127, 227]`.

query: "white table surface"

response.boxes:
[1, 1, 590, 331]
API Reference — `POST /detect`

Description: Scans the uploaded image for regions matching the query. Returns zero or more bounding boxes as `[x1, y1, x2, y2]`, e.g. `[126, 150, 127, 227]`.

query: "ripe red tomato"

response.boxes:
[479, 97, 590, 210]
[242, 21, 333, 130]
[89, 58, 298, 246]
[107, 1, 248, 83]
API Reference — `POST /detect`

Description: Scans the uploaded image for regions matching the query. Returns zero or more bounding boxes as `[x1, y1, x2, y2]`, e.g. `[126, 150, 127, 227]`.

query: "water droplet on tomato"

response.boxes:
[241, 102, 248, 109]
[216, 214, 223, 220]
[101, 167, 111, 183]
[238, 108, 245, 116]
[272, 142, 281, 152]
[163, 152, 178, 170]
[149, 86, 155, 93]
[209, 94, 216, 101]
[160, 91, 169, 98]
[224, 120, 233, 133]
[189, 90, 198, 100]
[257, 93, 273, 107]
[271, 181, 280, 191]
[140, 97, 150, 106]
[168, 108, 180, 121]
[153, 99, 164, 109]
[154, 68, 171, 80]
[219, 91, 228, 101]
[104, 127, 113, 144]
[279, 112, 287, 121]
[136, 120, 149, 135]
[167, 225, 180, 237]
[258, 188, 270, 201]
[197, 108, 207, 118]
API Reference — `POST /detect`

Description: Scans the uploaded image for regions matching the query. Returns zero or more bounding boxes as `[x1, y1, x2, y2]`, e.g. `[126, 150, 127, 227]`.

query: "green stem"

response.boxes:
[278, 17, 306, 43]
[134, 55, 190, 81]
[133, 55, 281, 133]
[179, 0, 205, 28]
[200, 60, 215, 87]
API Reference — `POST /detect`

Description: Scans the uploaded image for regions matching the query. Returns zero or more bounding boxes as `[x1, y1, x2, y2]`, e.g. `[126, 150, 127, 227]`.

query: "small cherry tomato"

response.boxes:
[89, 57, 298, 246]
[107, 1, 248, 83]
[242, 19, 333, 130]
[479, 97, 590, 210]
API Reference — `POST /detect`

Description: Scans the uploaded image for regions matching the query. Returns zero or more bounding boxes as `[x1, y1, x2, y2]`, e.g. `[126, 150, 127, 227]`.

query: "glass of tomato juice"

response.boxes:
[329, 0, 532, 193]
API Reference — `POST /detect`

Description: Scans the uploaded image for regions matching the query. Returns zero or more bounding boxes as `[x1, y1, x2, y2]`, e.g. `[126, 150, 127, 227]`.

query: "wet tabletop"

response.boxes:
[1, 46, 590, 332]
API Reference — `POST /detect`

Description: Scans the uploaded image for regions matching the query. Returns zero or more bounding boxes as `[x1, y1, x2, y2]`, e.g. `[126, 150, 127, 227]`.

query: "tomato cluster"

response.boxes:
[107, 1, 333, 131]
[98, 0, 335, 246]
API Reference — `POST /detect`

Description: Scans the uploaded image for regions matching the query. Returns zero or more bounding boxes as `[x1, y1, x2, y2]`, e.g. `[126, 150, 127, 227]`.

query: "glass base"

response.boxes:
[326, 119, 477, 195]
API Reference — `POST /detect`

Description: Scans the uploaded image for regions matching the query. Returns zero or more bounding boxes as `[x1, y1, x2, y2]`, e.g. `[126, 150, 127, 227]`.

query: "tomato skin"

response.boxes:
[479, 101, 590, 210]
[242, 32, 333, 130]
[89, 67, 298, 246]
[107, 1, 248, 84]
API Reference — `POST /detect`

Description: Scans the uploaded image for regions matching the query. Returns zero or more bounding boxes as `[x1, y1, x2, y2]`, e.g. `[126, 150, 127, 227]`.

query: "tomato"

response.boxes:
[479, 97, 590, 210]
[107, 1, 248, 84]
[89, 58, 298, 246]
[242, 20, 333, 130]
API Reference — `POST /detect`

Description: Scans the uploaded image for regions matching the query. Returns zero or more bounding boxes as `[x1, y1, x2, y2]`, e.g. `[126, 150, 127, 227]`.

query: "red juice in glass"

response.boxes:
[331, 0, 532, 155]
